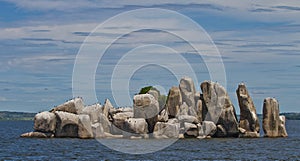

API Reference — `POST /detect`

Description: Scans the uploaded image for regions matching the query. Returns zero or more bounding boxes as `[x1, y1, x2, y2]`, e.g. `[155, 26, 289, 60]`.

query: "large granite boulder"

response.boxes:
[198, 121, 217, 138]
[34, 111, 56, 133]
[54, 111, 79, 138]
[111, 111, 133, 135]
[263, 97, 279, 137]
[278, 115, 288, 137]
[179, 77, 196, 111]
[166, 86, 182, 118]
[236, 83, 260, 137]
[178, 115, 199, 124]
[91, 123, 105, 138]
[78, 115, 93, 139]
[79, 103, 102, 124]
[133, 94, 159, 133]
[183, 122, 198, 138]
[123, 118, 148, 138]
[50, 97, 84, 114]
[263, 98, 288, 137]
[201, 81, 239, 137]
[153, 120, 180, 139]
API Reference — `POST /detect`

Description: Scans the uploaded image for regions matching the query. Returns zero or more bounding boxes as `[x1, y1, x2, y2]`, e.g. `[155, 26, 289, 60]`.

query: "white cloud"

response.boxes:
[7, 54, 75, 71]
[0, 97, 7, 102]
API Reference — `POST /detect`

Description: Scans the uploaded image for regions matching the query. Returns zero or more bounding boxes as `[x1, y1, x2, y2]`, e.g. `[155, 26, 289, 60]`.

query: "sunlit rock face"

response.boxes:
[166, 86, 182, 118]
[34, 111, 56, 133]
[201, 81, 239, 137]
[236, 83, 260, 138]
[263, 97, 288, 137]
[50, 97, 84, 114]
[20, 77, 288, 140]
[133, 94, 159, 133]
[179, 77, 196, 115]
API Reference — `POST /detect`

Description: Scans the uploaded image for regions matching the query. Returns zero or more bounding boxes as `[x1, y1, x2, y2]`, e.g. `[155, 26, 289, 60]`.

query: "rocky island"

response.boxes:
[21, 77, 288, 139]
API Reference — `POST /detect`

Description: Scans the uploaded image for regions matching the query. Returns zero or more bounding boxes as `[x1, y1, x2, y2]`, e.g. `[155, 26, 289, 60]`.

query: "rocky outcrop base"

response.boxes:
[21, 78, 288, 139]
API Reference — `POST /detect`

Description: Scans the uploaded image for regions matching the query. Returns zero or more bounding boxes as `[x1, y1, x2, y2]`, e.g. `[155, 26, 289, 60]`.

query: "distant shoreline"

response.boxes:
[1, 111, 300, 121]
[0, 111, 35, 121]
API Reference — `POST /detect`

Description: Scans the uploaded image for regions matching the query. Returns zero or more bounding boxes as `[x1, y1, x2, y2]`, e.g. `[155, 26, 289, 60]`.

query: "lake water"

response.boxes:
[0, 120, 299, 160]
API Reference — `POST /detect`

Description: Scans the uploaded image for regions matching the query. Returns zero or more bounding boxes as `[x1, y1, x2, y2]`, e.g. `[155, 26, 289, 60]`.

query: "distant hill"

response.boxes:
[280, 112, 300, 120]
[0, 111, 36, 121]
[238, 113, 300, 120]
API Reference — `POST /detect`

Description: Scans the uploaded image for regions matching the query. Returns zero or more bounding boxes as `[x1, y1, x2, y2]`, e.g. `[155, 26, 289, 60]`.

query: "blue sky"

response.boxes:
[0, 1, 300, 113]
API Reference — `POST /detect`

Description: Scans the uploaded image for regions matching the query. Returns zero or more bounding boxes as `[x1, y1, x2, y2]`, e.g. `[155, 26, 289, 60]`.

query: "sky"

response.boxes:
[0, 0, 300, 113]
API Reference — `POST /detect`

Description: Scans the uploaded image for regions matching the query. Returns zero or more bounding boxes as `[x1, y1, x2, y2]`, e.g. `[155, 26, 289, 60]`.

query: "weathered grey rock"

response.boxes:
[110, 107, 132, 114]
[21, 131, 54, 138]
[196, 99, 203, 122]
[278, 115, 288, 137]
[239, 131, 260, 138]
[54, 111, 79, 138]
[178, 115, 199, 124]
[111, 111, 133, 135]
[99, 113, 111, 133]
[236, 83, 260, 137]
[103, 99, 114, 118]
[198, 121, 217, 137]
[178, 102, 188, 116]
[133, 94, 159, 133]
[263, 97, 280, 137]
[166, 86, 182, 118]
[179, 77, 196, 112]
[148, 89, 159, 101]
[78, 115, 93, 139]
[183, 122, 198, 138]
[80, 103, 102, 124]
[109, 107, 133, 120]
[194, 92, 201, 103]
[158, 108, 168, 122]
[216, 107, 239, 137]
[34, 111, 56, 133]
[238, 127, 247, 134]
[153, 122, 180, 138]
[123, 118, 148, 138]
[50, 97, 84, 114]
[188, 105, 197, 117]
[238, 127, 260, 137]
[201, 81, 239, 137]
[168, 118, 179, 124]
[215, 124, 227, 137]
[91, 123, 105, 138]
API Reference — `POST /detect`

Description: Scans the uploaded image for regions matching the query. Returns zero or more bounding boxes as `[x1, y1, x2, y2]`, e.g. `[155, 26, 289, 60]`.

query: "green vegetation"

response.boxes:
[0, 111, 35, 121]
[139, 86, 153, 94]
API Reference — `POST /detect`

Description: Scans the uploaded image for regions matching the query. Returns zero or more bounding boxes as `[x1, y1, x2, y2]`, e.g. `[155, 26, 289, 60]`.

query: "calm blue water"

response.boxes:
[0, 120, 299, 160]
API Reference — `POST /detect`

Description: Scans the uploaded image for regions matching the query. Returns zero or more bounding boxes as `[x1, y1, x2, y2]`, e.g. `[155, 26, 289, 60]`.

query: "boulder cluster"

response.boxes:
[21, 77, 288, 139]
